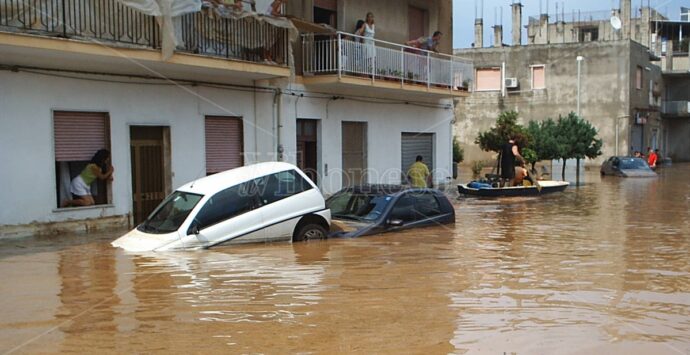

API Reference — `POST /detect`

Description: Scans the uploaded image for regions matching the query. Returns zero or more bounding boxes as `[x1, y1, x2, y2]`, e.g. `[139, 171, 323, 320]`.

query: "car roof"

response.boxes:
[339, 184, 443, 196]
[177, 162, 300, 195]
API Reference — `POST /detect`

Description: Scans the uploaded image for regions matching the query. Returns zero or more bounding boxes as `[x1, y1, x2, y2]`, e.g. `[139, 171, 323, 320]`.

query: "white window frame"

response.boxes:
[530, 64, 546, 90]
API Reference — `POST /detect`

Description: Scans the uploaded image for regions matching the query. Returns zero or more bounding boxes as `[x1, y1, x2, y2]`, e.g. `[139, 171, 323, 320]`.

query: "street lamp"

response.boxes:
[576, 55, 585, 117]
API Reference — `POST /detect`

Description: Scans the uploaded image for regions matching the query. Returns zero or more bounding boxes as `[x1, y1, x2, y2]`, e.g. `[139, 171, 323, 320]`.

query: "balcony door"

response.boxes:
[408, 5, 428, 41]
[314, 0, 337, 27]
[342, 122, 367, 187]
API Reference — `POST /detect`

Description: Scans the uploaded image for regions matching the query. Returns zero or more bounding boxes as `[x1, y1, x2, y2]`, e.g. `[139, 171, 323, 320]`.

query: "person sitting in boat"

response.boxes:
[514, 159, 535, 186]
[500, 137, 523, 187]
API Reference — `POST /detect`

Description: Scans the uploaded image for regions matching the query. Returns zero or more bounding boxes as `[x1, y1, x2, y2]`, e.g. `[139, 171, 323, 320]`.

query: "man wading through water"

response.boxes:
[500, 138, 523, 187]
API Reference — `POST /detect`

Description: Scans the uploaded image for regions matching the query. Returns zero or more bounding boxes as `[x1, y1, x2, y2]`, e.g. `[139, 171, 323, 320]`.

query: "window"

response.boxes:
[390, 192, 442, 224]
[412, 193, 442, 219]
[531, 65, 545, 90]
[139, 191, 203, 234]
[389, 195, 416, 223]
[636, 66, 643, 90]
[53, 111, 110, 208]
[192, 182, 258, 231]
[205, 116, 243, 175]
[475, 68, 502, 91]
[254, 170, 312, 205]
[314, 0, 337, 27]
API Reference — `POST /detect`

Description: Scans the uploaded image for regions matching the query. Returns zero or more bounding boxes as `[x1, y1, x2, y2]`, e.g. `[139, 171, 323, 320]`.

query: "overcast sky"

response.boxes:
[452, 0, 687, 48]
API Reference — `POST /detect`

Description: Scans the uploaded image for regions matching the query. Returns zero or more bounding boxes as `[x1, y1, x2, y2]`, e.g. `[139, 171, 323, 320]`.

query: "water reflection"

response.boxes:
[0, 165, 688, 353]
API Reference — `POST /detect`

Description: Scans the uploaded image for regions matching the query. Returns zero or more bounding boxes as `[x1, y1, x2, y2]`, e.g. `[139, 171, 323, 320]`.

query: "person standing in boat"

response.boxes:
[500, 138, 523, 187]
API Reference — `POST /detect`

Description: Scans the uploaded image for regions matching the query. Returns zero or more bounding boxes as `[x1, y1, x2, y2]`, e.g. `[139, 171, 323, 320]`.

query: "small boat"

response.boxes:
[457, 180, 569, 197]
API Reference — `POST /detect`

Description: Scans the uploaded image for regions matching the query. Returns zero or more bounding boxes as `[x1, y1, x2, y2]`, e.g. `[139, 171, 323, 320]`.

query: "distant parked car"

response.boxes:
[326, 185, 455, 238]
[112, 162, 331, 252]
[600, 156, 657, 177]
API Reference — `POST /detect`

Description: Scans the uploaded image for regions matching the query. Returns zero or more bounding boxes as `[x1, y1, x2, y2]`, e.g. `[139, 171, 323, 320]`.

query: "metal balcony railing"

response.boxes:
[662, 101, 690, 115]
[0, 0, 160, 47]
[0, 0, 289, 65]
[179, 10, 288, 65]
[302, 32, 474, 91]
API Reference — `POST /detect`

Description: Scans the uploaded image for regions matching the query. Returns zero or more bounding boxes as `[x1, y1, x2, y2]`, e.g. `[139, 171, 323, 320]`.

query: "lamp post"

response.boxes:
[576, 55, 584, 117]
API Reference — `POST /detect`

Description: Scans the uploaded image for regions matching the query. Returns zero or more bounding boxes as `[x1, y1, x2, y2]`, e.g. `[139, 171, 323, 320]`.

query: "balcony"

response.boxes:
[0, 0, 290, 80]
[662, 101, 690, 116]
[301, 32, 473, 99]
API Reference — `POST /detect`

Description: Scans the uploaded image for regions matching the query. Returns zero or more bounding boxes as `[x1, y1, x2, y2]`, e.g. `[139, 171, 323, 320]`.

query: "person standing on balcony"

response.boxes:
[406, 31, 443, 53]
[356, 12, 375, 73]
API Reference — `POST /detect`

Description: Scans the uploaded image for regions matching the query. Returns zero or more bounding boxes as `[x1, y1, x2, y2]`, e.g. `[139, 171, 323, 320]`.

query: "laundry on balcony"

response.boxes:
[180, 5, 297, 65]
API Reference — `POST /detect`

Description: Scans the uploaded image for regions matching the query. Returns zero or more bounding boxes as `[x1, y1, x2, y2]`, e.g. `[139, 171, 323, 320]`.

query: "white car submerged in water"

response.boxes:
[113, 162, 331, 252]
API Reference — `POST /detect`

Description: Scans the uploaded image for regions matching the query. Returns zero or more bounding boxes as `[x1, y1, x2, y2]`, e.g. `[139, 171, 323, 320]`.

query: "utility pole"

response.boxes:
[576, 55, 584, 116]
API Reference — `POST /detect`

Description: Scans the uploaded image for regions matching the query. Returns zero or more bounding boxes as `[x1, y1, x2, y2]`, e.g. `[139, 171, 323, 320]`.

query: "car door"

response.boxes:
[255, 169, 316, 241]
[386, 191, 445, 231]
[188, 181, 264, 247]
[411, 192, 446, 226]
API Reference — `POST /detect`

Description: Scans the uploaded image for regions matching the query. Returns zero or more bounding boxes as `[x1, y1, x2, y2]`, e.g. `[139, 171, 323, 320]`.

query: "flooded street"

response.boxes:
[1, 165, 689, 354]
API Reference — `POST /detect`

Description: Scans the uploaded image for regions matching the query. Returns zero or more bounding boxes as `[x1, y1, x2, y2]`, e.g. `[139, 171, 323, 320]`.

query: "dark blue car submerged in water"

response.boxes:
[326, 185, 455, 238]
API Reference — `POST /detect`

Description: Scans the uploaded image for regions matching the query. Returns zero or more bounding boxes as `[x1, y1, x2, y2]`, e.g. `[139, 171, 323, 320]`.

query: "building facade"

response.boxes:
[456, 0, 687, 165]
[0, 0, 471, 237]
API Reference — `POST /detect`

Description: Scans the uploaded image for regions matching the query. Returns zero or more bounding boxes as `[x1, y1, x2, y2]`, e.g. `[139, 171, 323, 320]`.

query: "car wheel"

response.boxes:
[294, 224, 327, 242]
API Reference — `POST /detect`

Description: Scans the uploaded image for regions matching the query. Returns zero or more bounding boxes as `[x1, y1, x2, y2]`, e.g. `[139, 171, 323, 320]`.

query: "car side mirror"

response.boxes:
[188, 224, 200, 235]
[387, 219, 404, 227]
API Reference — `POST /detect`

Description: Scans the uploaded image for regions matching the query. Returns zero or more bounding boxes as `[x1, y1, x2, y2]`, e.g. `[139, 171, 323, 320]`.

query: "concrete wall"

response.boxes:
[454, 40, 662, 166]
[664, 118, 690, 162]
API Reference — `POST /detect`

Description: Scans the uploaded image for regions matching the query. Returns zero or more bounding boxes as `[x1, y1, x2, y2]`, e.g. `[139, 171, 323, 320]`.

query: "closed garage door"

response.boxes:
[401, 133, 434, 181]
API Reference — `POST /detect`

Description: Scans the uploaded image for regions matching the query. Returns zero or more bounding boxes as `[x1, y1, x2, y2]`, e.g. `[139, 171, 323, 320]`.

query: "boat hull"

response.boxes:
[457, 181, 569, 197]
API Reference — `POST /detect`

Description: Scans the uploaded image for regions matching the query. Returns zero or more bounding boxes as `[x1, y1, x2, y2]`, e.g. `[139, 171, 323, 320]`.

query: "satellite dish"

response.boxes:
[610, 16, 622, 31]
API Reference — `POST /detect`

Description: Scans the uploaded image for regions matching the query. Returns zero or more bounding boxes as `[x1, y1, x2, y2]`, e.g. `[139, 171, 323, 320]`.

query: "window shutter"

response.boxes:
[53, 111, 109, 162]
[476, 68, 501, 91]
[532, 66, 545, 89]
[205, 116, 244, 175]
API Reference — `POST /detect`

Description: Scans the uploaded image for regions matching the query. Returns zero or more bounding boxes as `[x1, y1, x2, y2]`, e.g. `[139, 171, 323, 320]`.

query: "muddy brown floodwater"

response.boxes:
[1, 165, 689, 354]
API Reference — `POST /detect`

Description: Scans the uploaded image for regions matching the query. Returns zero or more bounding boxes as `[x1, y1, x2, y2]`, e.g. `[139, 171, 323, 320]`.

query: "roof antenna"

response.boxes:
[188, 166, 206, 189]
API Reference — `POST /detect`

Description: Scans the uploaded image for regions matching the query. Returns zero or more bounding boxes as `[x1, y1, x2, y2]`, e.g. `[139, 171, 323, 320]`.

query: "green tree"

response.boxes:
[475, 111, 532, 173]
[452, 137, 464, 163]
[521, 147, 538, 172]
[527, 118, 563, 165]
[554, 112, 603, 183]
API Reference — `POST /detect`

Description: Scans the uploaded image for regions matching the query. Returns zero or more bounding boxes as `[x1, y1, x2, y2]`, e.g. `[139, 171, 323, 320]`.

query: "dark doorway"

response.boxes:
[342, 121, 367, 187]
[408, 5, 428, 41]
[130, 126, 171, 225]
[314, 0, 337, 27]
[297, 119, 319, 184]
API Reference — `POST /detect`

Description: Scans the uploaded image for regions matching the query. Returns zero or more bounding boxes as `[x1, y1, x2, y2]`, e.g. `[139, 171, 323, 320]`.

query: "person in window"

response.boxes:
[62, 149, 114, 207]
[407, 155, 431, 188]
[265, 0, 286, 16]
[406, 31, 443, 53]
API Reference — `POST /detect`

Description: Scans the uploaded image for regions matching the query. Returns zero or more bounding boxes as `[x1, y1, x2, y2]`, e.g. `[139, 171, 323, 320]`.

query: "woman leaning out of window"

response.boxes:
[62, 149, 114, 207]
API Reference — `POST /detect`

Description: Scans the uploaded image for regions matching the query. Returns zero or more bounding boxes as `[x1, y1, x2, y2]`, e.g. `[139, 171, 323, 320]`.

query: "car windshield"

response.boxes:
[139, 191, 203, 234]
[327, 191, 394, 221]
[619, 158, 649, 170]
